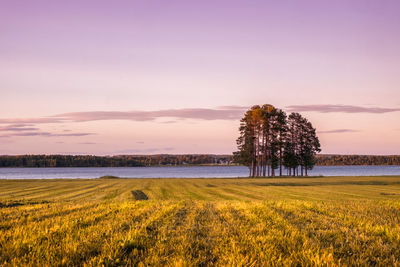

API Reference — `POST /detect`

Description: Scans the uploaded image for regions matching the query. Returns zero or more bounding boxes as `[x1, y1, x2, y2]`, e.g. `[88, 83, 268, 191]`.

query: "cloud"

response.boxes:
[55, 107, 246, 122]
[0, 132, 95, 138]
[318, 129, 360, 134]
[0, 124, 40, 132]
[0, 118, 62, 124]
[55, 152, 93, 155]
[2, 105, 398, 128]
[0, 106, 248, 126]
[78, 142, 97, 145]
[286, 104, 400, 114]
[0, 122, 95, 139]
[216, 105, 249, 110]
[2, 123, 33, 127]
[115, 147, 175, 154]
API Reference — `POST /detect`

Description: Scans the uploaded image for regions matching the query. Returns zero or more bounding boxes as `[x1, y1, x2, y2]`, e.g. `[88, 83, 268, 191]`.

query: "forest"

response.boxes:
[0, 155, 144, 168]
[0, 154, 232, 168]
[1, 154, 400, 168]
[316, 154, 400, 166]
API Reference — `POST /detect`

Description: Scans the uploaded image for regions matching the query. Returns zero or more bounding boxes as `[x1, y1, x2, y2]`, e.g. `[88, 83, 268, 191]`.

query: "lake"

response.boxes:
[0, 165, 400, 179]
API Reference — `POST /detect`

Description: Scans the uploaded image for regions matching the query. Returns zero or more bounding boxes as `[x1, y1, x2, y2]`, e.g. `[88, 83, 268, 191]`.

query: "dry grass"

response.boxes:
[1, 176, 400, 266]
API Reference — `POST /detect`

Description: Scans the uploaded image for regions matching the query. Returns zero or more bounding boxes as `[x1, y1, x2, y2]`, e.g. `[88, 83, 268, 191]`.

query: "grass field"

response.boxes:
[1, 176, 400, 266]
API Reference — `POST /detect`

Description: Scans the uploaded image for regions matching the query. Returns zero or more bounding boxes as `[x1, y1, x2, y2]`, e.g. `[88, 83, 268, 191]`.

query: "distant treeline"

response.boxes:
[126, 154, 233, 166]
[0, 155, 144, 168]
[0, 154, 232, 168]
[315, 154, 400, 166]
[0, 154, 399, 167]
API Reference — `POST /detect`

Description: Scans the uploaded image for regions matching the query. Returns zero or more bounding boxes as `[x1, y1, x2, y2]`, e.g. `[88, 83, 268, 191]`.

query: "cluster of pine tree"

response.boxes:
[233, 104, 321, 177]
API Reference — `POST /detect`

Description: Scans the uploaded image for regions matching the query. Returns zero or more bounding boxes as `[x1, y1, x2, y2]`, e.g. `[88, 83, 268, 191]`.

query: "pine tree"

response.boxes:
[234, 105, 320, 177]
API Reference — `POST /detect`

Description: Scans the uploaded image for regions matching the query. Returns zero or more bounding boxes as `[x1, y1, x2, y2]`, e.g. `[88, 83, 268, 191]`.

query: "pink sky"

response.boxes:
[1, 0, 399, 155]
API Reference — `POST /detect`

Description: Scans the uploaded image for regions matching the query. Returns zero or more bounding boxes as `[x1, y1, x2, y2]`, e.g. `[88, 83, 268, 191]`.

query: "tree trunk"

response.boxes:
[262, 132, 266, 177]
[252, 159, 255, 178]
[279, 129, 283, 176]
[279, 146, 282, 177]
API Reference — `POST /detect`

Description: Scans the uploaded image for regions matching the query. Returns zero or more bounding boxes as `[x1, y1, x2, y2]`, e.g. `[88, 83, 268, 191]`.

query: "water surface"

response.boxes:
[0, 165, 400, 179]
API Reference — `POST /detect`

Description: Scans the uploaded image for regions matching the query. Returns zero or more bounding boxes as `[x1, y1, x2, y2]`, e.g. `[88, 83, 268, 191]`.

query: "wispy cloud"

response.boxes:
[2, 105, 395, 128]
[55, 107, 247, 122]
[115, 147, 174, 154]
[78, 142, 97, 145]
[0, 107, 245, 140]
[55, 152, 93, 155]
[0, 118, 62, 124]
[0, 124, 40, 132]
[0, 106, 248, 126]
[0, 122, 95, 139]
[216, 105, 249, 110]
[0, 132, 95, 138]
[318, 129, 360, 134]
[286, 104, 400, 114]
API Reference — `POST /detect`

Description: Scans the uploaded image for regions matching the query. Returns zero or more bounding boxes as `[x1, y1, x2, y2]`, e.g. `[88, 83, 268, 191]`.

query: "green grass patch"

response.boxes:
[98, 175, 121, 179]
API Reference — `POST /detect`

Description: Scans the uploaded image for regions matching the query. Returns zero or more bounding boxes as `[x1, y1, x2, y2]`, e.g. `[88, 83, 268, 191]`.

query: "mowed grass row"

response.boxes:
[3, 176, 400, 202]
[1, 177, 400, 266]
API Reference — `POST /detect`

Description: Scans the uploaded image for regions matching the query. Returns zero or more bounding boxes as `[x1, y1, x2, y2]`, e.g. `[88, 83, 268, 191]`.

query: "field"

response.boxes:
[1, 176, 400, 266]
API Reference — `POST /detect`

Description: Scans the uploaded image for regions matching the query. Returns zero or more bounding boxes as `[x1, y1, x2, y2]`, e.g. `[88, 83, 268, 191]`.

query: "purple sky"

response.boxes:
[1, 0, 400, 155]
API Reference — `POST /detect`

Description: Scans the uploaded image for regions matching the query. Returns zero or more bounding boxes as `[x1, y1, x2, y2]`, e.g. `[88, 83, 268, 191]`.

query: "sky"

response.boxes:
[1, 0, 399, 155]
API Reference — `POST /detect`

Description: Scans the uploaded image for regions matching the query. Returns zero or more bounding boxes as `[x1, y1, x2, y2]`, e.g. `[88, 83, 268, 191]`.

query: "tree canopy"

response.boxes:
[233, 105, 321, 177]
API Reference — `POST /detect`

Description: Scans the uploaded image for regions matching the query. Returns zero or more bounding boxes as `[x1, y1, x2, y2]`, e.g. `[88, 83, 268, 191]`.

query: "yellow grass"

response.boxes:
[1, 176, 400, 266]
